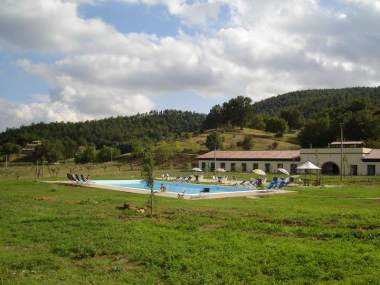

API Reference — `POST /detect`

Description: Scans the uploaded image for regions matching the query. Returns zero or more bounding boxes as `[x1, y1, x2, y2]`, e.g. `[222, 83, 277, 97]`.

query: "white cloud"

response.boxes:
[0, 0, 380, 131]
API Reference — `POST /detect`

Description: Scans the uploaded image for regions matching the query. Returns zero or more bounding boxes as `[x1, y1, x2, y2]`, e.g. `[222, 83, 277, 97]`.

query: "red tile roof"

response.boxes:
[197, 150, 300, 160]
[363, 149, 380, 160]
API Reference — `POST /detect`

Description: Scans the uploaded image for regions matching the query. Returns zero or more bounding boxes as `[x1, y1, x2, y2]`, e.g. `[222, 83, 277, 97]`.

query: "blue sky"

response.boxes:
[0, 0, 230, 116]
[0, 0, 379, 130]
[79, 1, 182, 36]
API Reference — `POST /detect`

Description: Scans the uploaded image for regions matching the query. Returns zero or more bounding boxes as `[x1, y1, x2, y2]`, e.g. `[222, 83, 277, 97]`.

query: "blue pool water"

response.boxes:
[93, 180, 252, 195]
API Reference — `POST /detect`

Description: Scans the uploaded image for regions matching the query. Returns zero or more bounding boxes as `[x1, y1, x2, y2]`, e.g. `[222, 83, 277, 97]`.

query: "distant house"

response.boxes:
[21, 140, 42, 155]
[197, 141, 380, 176]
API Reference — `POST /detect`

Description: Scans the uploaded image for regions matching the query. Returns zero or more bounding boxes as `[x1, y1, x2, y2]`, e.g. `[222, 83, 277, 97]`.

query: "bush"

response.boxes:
[75, 146, 96, 164]
[96, 146, 120, 163]
[238, 135, 254, 150]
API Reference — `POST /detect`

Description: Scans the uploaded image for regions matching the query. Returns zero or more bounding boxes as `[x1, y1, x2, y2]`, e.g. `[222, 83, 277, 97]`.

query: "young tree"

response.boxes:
[240, 135, 254, 150]
[141, 148, 155, 217]
[205, 132, 224, 151]
[265, 117, 289, 137]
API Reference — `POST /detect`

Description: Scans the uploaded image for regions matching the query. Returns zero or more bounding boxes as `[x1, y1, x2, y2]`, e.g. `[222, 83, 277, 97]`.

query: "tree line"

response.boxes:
[203, 96, 303, 136]
[2, 87, 380, 163]
[203, 87, 380, 148]
[0, 110, 205, 162]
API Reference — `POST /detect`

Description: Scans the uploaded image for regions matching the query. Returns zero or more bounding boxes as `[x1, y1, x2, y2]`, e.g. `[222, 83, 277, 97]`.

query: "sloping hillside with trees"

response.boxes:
[2, 87, 380, 164]
[252, 87, 380, 118]
[0, 110, 206, 162]
[203, 87, 380, 148]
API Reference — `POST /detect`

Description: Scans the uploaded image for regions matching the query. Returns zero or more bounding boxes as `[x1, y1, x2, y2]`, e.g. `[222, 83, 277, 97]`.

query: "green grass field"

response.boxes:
[1, 175, 380, 284]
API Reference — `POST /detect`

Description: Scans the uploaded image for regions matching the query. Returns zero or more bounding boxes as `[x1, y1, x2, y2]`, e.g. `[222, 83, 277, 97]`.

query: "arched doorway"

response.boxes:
[322, 162, 340, 175]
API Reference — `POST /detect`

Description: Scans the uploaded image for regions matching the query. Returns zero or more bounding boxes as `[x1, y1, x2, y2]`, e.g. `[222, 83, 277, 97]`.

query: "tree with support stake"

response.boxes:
[141, 148, 155, 217]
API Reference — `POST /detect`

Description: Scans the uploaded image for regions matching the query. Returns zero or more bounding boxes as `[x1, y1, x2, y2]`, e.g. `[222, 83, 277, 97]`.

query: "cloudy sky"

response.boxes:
[0, 0, 380, 131]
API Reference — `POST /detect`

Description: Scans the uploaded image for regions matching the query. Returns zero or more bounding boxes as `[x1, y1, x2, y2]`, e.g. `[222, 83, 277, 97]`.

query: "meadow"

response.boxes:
[1, 168, 380, 284]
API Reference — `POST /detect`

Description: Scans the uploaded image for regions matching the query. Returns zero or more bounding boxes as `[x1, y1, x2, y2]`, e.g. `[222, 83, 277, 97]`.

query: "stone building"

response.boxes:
[197, 141, 380, 176]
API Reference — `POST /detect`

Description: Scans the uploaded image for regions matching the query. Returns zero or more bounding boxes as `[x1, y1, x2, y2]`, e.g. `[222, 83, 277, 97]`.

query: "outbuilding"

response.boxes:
[197, 141, 380, 176]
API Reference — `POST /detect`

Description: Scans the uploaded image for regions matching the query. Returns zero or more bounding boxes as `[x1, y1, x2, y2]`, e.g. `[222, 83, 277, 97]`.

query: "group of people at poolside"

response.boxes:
[159, 173, 292, 191]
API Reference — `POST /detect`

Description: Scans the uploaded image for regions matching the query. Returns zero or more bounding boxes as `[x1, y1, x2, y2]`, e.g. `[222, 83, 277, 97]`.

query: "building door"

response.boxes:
[242, 163, 247, 172]
[253, 163, 258, 170]
[367, 165, 376, 176]
[201, 162, 206, 171]
[322, 162, 340, 175]
[350, 165, 358, 176]
[221, 162, 226, 170]
[231, 163, 236, 172]
[265, 163, 271, 173]
[210, 162, 215, 171]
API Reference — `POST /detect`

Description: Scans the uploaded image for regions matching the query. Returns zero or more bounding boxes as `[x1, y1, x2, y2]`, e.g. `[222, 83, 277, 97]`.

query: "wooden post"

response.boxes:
[214, 146, 216, 176]
[36, 160, 39, 181]
[340, 123, 344, 182]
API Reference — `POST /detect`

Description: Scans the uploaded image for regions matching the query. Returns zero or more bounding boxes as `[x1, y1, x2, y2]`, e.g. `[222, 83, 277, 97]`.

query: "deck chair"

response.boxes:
[67, 173, 76, 182]
[74, 174, 83, 182]
[80, 174, 88, 183]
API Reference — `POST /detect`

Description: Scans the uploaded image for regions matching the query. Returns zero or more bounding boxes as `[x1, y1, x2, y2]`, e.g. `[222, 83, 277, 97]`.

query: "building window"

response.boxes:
[210, 162, 215, 171]
[242, 163, 247, 172]
[367, 165, 376, 176]
[265, 163, 271, 173]
[253, 163, 258, 170]
[221, 162, 226, 170]
[291, 164, 297, 175]
[201, 162, 206, 171]
[231, 163, 236, 172]
[277, 163, 283, 169]
[350, 165, 358, 176]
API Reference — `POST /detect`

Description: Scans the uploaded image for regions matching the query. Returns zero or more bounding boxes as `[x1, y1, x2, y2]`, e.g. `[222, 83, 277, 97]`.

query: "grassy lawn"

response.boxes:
[1, 176, 380, 284]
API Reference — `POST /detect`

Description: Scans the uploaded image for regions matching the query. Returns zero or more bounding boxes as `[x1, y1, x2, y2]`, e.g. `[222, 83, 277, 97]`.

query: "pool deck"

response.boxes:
[44, 181, 295, 200]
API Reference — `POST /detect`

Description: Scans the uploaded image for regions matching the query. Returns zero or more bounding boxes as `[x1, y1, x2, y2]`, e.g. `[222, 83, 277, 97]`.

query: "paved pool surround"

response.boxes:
[46, 180, 294, 200]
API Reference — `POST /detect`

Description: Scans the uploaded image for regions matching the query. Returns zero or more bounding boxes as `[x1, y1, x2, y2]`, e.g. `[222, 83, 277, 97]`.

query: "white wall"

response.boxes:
[198, 147, 380, 176]
[300, 148, 375, 176]
[198, 160, 298, 174]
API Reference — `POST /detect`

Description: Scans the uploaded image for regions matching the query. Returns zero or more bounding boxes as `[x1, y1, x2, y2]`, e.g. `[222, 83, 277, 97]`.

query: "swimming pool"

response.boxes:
[93, 180, 253, 195]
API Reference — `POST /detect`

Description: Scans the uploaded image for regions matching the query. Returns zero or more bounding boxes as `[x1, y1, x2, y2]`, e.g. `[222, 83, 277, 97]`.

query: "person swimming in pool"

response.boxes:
[160, 183, 167, 192]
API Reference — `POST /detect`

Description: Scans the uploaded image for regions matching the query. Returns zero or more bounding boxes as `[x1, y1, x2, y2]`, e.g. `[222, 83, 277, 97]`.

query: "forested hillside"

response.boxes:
[252, 87, 380, 118]
[0, 110, 206, 162]
[0, 110, 205, 147]
[203, 87, 380, 148]
[2, 87, 380, 163]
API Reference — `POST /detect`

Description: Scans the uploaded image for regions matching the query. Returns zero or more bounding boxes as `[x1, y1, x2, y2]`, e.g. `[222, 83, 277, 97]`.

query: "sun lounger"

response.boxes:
[267, 178, 279, 189]
[80, 174, 87, 182]
[73, 174, 82, 182]
[67, 173, 76, 182]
